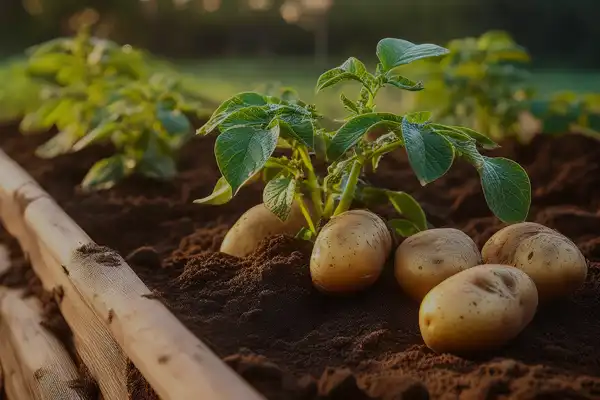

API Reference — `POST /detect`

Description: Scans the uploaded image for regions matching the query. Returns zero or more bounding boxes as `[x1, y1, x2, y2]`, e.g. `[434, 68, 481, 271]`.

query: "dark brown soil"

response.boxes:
[1, 123, 600, 400]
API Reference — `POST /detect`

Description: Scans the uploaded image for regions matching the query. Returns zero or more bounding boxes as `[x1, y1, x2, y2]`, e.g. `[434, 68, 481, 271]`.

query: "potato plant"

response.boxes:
[0, 60, 43, 123]
[196, 38, 531, 292]
[415, 31, 533, 140]
[529, 91, 600, 139]
[7, 25, 207, 191]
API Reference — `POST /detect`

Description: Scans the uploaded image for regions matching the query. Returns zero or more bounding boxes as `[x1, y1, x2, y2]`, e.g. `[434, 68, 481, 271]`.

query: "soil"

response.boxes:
[1, 123, 600, 400]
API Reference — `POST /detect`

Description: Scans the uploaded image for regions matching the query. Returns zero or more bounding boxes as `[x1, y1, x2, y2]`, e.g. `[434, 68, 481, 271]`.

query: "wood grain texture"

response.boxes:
[0, 149, 264, 400]
[0, 288, 88, 400]
[0, 244, 89, 400]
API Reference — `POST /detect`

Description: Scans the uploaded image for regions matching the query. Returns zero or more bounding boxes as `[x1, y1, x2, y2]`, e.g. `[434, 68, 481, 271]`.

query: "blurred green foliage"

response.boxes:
[2, 24, 211, 190]
[529, 92, 600, 137]
[413, 31, 533, 140]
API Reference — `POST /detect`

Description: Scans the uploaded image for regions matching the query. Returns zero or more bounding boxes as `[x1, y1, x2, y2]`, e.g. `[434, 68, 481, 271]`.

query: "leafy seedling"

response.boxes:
[195, 37, 531, 241]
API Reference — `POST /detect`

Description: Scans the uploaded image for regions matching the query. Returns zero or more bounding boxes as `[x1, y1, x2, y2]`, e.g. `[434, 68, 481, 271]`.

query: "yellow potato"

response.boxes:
[220, 202, 307, 257]
[419, 264, 538, 354]
[310, 210, 392, 294]
[482, 222, 587, 300]
[394, 228, 481, 301]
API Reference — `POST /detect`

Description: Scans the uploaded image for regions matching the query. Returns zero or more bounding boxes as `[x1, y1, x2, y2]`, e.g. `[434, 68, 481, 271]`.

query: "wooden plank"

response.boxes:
[0, 243, 88, 400]
[0, 161, 128, 399]
[0, 288, 88, 400]
[0, 149, 264, 400]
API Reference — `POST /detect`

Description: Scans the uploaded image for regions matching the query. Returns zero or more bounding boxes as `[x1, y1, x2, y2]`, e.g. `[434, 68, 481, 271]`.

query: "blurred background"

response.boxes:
[1, 0, 600, 113]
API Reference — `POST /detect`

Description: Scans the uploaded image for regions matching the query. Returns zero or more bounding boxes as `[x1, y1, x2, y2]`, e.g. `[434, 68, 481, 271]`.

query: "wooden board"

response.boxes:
[0, 149, 264, 400]
[0, 245, 89, 400]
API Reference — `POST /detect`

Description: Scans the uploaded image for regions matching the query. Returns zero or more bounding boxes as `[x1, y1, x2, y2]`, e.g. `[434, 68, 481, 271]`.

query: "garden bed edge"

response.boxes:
[0, 149, 264, 400]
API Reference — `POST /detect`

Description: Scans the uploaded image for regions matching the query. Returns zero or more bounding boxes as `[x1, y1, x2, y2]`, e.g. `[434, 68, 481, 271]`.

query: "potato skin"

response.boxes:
[220, 203, 307, 257]
[394, 228, 481, 301]
[419, 264, 538, 354]
[310, 210, 392, 294]
[482, 222, 587, 300]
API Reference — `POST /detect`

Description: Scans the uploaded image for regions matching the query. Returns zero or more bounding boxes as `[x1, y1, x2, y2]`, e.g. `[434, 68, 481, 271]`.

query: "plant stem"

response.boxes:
[265, 159, 298, 177]
[366, 84, 382, 109]
[323, 194, 335, 219]
[297, 146, 324, 218]
[297, 195, 317, 234]
[371, 141, 403, 159]
[333, 159, 363, 216]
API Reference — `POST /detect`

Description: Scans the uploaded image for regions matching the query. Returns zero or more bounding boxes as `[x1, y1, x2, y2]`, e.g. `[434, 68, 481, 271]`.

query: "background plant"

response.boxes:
[0, 59, 43, 123]
[4, 24, 211, 191]
[413, 31, 533, 141]
[529, 91, 600, 139]
[196, 38, 532, 239]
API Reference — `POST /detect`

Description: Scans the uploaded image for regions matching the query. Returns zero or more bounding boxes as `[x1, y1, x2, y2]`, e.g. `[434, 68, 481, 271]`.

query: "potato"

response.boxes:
[310, 210, 392, 294]
[220, 202, 307, 257]
[419, 264, 538, 354]
[394, 228, 481, 301]
[482, 222, 587, 300]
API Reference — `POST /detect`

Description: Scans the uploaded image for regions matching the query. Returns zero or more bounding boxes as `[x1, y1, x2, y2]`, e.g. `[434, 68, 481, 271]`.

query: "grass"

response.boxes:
[179, 57, 600, 119]
[3, 54, 600, 124]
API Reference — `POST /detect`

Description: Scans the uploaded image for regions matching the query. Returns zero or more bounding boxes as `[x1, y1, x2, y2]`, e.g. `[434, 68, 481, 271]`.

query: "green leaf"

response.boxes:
[404, 111, 432, 124]
[401, 115, 454, 185]
[26, 53, 74, 78]
[158, 107, 191, 136]
[81, 155, 128, 192]
[478, 157, 531, 223]
[316, 71, 365, 92]
[193, 177, 233, 205]
[376, 38, 449, 72]
[35, 129, 79, 159]
[42, 98, 76, 128]
[263, 176, 297, 221]
[389, 218, 420, 237]
[386, 191, 427, 231]
[271, 108, 315, 148]
[72, 122, 118, 152]
[316, 57, 368, 92]
[340, 93, 360, 114]
[19, 100, 61, 134]
[384, 75, 424, 91]
[281, 87, 300, 102]
[215, 125, 279, 194]
[431, 124, 498, 149]
[198, 92, 268, 135]
[219, 105, 271, 132]
[136, 132, 177, 180]
[327, 113, 401, 161]
[441, 133, 484, 167]
[340, 57, 368, 76]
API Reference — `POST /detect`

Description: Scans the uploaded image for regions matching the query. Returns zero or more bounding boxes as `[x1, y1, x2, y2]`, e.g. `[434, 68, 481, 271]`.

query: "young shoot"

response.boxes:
[196, 37, 532, 249]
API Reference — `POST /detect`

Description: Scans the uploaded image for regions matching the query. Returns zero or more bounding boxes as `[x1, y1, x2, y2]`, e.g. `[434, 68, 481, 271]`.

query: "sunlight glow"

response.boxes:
[248, 0, 272, 11]
[280, 1, 301, 24]
[301, 0, 332, 12]
[203, 0, 221, 12]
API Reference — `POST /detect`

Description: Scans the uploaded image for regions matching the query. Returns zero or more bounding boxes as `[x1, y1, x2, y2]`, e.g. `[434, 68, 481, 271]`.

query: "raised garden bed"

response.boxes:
[0, 124, 263, 400]
[1, 120, 600, 399]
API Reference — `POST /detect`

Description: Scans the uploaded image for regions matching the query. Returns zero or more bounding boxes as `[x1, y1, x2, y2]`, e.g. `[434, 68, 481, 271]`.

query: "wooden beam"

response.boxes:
[0, 149, 264, 400]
